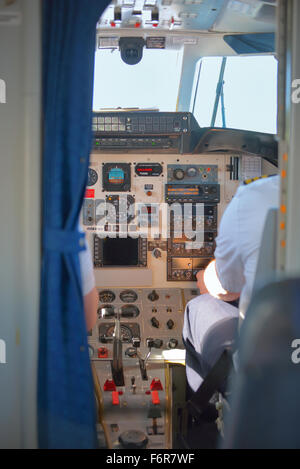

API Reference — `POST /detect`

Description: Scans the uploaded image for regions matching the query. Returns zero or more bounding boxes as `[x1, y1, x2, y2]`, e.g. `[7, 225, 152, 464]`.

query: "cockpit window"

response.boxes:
[191, 55, 278, 134]
[93, 48, 183, 112]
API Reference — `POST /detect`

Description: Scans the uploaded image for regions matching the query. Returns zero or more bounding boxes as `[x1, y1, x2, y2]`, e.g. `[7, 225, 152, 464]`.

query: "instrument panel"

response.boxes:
[82, 112, 271, 449]
[83, 152, 239, 288]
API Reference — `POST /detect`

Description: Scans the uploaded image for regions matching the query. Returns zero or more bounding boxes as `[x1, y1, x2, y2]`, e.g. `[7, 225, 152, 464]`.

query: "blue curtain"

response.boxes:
[39, 0, 110, 449]
[224, 33, 275, 54]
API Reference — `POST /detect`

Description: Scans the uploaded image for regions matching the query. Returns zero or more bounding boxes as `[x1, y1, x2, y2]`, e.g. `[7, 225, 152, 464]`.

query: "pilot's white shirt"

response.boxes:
[183, 175, 280, 391]
[215, 175, 280, 315]
[78, 223, 95, 296]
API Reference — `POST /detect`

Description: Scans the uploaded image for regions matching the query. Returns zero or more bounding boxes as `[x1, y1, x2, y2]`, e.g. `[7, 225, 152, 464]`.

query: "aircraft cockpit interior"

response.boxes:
[1, 0, 300, 451]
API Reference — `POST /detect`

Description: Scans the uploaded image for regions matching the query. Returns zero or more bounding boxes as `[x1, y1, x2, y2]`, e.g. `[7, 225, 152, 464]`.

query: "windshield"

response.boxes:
[191, 55, 278, 134]
[93, 47, 183, 112]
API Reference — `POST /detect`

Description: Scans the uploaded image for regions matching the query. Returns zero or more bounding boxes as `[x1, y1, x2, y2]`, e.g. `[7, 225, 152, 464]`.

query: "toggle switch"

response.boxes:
[151, 317, 160, 329]
[166, 319, 175, 330]
[148, 290, 159, 302]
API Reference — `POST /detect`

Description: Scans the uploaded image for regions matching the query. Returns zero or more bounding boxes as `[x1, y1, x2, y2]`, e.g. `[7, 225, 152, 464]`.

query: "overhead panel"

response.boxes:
[97, 0, 225, 32]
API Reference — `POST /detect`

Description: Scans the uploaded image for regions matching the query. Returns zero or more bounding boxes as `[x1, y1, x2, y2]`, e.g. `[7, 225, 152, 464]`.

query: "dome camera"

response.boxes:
[119, 37, 145, 65]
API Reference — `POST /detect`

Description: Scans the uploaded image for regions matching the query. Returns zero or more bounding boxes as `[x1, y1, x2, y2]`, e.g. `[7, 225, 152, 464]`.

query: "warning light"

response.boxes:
[152, 22, 158, 27]
[110, 21, 116, 27]
[135, 22, 141, 28]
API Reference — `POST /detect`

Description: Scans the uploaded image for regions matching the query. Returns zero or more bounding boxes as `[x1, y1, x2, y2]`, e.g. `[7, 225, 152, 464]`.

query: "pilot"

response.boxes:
[183, 174, 280, 391]
[79, 231, 98, 331]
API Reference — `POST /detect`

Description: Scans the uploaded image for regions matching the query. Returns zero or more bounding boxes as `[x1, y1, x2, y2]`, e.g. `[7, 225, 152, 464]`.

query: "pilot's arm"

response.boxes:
[196, 191, 244, 302]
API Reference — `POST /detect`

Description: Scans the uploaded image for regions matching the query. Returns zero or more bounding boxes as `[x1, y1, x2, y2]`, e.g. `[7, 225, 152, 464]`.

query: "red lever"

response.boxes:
[112, 391, 120, 406]
[103, 379, 116, 392]
[150, 378, 163, 391]
[151, 391, 160, 405]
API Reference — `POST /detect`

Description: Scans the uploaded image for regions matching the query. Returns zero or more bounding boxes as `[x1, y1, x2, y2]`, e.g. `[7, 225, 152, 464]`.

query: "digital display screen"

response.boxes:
[108, 168, 125, 185]
[102, 237, 139, 266]
[166, 185, 199, 196]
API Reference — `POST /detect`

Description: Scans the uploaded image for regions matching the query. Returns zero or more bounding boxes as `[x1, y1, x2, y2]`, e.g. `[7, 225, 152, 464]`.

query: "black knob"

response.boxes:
[119, 430, 148, 449]
[153, 248, 161, 259]
[151, 317, 160, 329]
[148, 290, 159, 302]
[132, 337, 141, 348]
[125, 347, 137, 358]
[146, 338, 154, 348]
[168, 338, 178, 349]
[153, 339, 163, 349]
[167, 319, 175, 330]
[173, 168, 185, 180]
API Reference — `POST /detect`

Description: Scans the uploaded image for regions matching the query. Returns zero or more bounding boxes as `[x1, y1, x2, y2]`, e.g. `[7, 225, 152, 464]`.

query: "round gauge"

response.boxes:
[120, 290, 138, 303]
[98, 290, 116, 303]
[87, 168, 98, 186]
[121, 305, 140, 318]
[187, 167, 197, 178]
[98, 304, 115, 319]
[106, 324, 133, 343]
[173, 168, 185, 180]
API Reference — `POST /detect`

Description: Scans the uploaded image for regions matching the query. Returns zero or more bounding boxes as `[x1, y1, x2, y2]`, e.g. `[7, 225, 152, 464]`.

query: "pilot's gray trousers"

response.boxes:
[182, 293, 239, 392]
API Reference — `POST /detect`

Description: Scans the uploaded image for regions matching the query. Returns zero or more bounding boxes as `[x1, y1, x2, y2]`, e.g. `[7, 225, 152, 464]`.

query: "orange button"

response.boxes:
[98, 347, 108, 358]
[112, 391, 120, 405]
[152, 391, 160, 405]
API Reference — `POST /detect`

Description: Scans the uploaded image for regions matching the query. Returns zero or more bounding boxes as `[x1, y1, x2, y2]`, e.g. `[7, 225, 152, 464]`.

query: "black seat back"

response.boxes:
[223, 279, 300, 449]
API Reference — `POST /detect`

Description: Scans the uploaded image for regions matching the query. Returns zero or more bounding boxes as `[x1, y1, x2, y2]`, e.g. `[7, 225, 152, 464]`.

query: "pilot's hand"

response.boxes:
[196, 264, 240, 302]
[196, 270, 209, 295]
